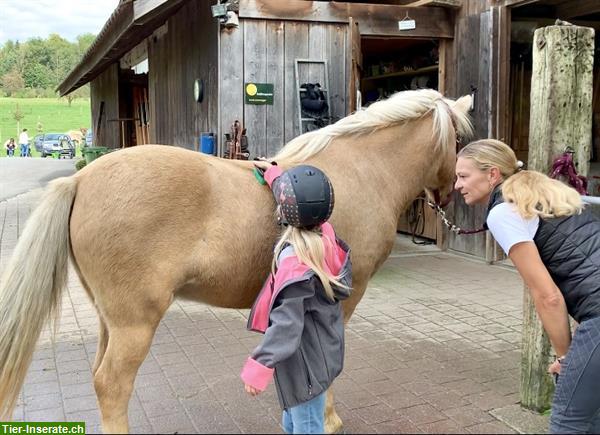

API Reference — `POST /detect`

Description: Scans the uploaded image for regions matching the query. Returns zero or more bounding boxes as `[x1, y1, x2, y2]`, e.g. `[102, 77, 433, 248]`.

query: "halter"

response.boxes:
[425, 101, 486, 236]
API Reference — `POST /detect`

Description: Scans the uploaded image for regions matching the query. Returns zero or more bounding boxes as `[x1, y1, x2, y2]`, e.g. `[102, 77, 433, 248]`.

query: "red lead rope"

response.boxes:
[550, 149, 588, 195]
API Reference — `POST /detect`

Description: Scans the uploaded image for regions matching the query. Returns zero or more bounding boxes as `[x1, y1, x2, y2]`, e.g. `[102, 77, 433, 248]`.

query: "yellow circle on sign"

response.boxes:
[246, 83, 258, 96]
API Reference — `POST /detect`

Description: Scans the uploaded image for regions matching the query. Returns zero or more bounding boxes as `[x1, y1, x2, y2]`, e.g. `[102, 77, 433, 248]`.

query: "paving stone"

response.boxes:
[353, 403, 400, 425]
[379, 390, 426, 410]
[402, 403, 447, 425]
[25, 406, 65, 422]
[63, 395, 99, 414]
[373, 418, 424, 434]
[60, 381, 96, 399]
[466, 420, 518, 434]
[421, 418, 467, 434]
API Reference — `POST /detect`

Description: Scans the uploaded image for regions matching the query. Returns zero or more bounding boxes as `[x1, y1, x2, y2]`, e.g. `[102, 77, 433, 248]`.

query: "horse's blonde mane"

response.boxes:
[272, 89, 473, 166]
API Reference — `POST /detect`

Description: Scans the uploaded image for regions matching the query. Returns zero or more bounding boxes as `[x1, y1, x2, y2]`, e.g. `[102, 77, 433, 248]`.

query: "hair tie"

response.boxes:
[516, 160, 524, 171]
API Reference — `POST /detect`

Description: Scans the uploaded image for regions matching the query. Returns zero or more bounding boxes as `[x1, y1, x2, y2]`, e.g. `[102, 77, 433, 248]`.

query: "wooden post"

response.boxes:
[523, 23, 594, 412]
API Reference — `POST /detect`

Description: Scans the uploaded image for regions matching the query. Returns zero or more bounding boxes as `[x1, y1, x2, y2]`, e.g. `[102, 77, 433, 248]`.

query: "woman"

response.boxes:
[241, 164, 352, 434]
[455, 139, 600, 434]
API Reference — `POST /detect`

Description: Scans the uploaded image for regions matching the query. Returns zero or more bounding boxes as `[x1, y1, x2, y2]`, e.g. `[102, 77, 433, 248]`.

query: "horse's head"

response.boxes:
[269, 89, 473, 212]
[424, 94, 473, 207]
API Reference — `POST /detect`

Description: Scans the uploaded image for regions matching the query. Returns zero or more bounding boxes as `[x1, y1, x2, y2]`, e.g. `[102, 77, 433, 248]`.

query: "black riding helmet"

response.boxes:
[269, 165, 334, 228]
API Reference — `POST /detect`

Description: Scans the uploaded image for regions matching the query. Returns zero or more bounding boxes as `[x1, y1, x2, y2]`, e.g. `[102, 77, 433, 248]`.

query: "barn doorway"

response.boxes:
[359, 36, 442, 242]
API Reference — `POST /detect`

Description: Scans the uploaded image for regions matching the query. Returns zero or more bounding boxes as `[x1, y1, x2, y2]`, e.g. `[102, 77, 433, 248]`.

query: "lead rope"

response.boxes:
[425, 200, 487, 235]
[423, 102, 486, 236]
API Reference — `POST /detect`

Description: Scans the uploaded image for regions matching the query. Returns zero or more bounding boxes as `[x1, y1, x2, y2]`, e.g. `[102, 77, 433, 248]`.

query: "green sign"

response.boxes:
[245, 83, 274, 105]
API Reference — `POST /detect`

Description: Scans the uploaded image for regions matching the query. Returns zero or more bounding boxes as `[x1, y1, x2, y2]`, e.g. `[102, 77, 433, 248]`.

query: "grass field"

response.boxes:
[0, 97, 91, 157]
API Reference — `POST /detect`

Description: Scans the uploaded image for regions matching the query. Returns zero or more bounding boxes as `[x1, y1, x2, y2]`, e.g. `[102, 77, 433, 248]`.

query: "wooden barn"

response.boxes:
[59, 0, 600, 259]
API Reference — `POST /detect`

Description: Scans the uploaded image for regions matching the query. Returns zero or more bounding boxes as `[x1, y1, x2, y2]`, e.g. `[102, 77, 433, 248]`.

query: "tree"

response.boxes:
[22, 63, 52, 89]
[0, 32, 97, 96]
[12, 103, 25, 135]
[0, 69, 24, 96]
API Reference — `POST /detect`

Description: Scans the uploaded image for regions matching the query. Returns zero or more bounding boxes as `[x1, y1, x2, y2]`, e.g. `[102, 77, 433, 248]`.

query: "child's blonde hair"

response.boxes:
[502, 171, 583, 219]
[272, 225, 347, 301]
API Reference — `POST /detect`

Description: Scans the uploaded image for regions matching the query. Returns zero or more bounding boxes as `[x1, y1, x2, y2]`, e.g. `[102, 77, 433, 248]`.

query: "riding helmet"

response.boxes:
[267, 165, 334, 228]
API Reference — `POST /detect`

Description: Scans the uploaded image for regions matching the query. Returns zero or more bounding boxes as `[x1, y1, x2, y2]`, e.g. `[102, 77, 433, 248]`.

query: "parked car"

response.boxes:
[33, 134, 44, 152]
[36, 133, 75, 158]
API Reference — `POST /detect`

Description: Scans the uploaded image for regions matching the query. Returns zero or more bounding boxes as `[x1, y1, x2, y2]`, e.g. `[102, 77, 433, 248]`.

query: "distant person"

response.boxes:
[18, 129, 30, 157]
[4, 138, 16, 157]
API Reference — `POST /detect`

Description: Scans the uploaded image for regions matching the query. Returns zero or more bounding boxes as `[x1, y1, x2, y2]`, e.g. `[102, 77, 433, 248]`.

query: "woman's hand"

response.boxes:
[548, 359, 562, 376]
[245, 384, 262, 397]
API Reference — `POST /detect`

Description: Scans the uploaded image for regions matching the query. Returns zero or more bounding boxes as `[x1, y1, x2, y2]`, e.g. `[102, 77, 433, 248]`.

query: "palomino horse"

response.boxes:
[0, 89, 472, 433]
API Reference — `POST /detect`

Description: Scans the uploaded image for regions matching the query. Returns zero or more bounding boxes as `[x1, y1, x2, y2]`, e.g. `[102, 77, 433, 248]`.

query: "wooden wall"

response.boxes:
[148, 0, 219, 150]
[219, 19, 348, 158]
[445, 0, 494, 258]
[90, 64, 120, 149]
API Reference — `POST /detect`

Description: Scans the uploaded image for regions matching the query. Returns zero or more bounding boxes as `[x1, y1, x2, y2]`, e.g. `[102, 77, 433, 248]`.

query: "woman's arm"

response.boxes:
[509, 241, 571, 357]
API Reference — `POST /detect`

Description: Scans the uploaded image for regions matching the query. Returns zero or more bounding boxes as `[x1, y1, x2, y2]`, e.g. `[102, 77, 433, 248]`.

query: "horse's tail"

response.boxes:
[0, 176, 78, 419]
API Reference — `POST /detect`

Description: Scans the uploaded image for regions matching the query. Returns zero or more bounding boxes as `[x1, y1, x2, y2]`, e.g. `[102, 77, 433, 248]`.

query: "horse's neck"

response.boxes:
[312, 119, 437, 220]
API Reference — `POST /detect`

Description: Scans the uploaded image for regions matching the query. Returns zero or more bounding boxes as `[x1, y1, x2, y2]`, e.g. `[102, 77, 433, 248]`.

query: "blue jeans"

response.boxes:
[20, 144, 28, 157]
[550, 316, 600, 434]
[282, 392, 325, 434]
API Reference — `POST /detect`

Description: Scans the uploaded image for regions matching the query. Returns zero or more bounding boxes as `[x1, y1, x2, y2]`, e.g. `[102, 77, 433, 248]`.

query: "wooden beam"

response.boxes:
[556, 0, 600, 20]
[495, 0, 538, 7]
[404, 0, 461, 8]
[134, 0, 170, 22]
[133, 0, 187, 24]
[240, 0, 454, 38]
[525, 23, 594, 411]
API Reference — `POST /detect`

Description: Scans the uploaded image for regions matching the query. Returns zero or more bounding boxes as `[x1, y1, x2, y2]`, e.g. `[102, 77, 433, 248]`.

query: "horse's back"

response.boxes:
[70, 145, 277, 308]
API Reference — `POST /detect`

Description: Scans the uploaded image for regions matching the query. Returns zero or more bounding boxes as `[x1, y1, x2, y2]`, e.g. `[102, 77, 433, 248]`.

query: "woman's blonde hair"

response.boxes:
[457, 139, 520, 178]
[503, 171, 583, 219]
[272, 225, 347, 301]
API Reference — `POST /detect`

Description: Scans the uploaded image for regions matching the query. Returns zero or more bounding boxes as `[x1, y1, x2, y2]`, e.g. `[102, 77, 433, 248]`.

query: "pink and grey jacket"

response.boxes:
[240, 222, 352, 409]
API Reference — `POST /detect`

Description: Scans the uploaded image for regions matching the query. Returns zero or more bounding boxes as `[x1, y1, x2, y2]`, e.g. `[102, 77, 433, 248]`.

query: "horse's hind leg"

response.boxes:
[94, 322, 157, 434]
[92, 317, 108, 377]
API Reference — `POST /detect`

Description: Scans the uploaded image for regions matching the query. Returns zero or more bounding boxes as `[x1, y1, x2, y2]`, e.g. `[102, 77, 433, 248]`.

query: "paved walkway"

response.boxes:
[1, 188, 534, 434]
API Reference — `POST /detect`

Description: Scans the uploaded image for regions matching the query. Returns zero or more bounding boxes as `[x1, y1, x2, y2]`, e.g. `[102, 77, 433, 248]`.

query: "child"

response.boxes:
[4, 138, 16, 157]
[241, 164, 352, 434]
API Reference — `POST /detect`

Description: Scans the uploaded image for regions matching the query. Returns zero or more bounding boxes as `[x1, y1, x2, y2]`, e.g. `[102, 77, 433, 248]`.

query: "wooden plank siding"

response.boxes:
[221, 19, 349, 158]
[219, 23, 245, 157]
[90, 64, 120, 149]
[239, 0, 454, 38]
[243, 20, 269, 157]
[148, 0, 219, 150]
[445, 0, 494, 257]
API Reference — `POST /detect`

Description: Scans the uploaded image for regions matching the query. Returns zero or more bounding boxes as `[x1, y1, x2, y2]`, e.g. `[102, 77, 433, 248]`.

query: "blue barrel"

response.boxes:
[200, 132, 215, 155]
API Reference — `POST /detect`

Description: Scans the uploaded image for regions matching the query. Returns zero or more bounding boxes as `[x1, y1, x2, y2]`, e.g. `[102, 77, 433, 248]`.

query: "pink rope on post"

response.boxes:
[549, 150, 588, 195]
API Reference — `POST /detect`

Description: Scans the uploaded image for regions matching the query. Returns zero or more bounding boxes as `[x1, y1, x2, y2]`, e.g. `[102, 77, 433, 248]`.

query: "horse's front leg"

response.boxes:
[324, 281, 368, 434]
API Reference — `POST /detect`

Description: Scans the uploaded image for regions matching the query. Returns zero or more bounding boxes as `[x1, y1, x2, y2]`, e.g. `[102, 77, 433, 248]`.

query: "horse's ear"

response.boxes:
[451, 95, 473, 115]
